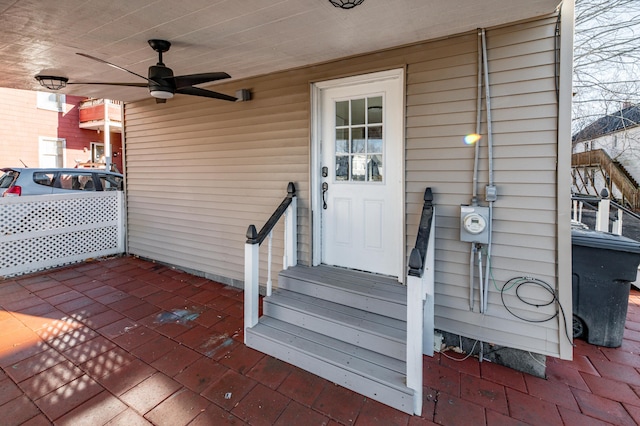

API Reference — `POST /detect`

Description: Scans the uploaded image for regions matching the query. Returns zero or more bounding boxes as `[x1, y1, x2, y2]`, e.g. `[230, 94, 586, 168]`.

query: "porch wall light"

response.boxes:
[329, 0, 365, 9]
[35, 75, 68, 90]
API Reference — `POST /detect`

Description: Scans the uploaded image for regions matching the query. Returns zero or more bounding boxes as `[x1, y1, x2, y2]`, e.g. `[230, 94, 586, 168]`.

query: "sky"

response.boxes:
[572, 0, 640, 133]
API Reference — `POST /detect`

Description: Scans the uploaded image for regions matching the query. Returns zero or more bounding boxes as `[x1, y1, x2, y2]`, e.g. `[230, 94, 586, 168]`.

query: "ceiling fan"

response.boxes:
[71, 39, 238, 103]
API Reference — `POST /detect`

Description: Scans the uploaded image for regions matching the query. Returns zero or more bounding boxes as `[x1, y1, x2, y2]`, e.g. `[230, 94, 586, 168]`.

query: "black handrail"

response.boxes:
[246, 182, 296, 245]
[408, 187, 434, 277]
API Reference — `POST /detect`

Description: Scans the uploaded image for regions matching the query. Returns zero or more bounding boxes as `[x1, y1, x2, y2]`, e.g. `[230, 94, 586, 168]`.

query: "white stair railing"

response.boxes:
[572, 199, 583, 224]
[406, 187, 436, 416]
[244, 183, 297, 337]
[573, 195, 629, 236]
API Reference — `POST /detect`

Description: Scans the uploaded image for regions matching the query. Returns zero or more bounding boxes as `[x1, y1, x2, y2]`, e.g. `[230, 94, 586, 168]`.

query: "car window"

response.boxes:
[98, 174, 123, 191]
[0, 171, 17, 188]
[33, 172, 55, 187]
[56, 172, 95, 191]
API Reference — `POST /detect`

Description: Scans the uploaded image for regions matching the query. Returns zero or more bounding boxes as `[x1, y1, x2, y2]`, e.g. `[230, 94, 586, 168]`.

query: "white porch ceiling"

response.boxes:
[0, 0, 560, 102]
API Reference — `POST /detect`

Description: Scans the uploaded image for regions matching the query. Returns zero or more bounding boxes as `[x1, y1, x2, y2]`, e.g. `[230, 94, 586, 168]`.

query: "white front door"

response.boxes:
[316, 70, 404, 278]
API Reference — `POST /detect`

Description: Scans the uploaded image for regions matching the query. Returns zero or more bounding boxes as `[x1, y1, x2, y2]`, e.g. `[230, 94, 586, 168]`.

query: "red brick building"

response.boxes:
[0, 88, 123, 172]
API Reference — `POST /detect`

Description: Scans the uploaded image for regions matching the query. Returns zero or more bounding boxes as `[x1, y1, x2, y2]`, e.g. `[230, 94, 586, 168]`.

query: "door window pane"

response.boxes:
[91, 142, 105, 163]
[368, 96, 383, 124]
[368, 155, 383, 181]
[333, 96, 384, 183]
[351, 127, 365, 153]
[351, 155, 366, 181]
[336, 129, 349, 153]
[368, 126, 383, 152]
[336, 101, 349, 126]
[336, 156, 349, 181]
[351, 98, 365, 125]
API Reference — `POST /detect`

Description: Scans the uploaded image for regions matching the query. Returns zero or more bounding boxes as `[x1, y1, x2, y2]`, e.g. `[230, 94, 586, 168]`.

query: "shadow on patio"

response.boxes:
[1, 255, 640, 425]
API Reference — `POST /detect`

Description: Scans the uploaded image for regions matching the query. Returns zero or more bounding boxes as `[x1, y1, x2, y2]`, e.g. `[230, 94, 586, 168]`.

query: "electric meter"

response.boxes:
[460, 205, 490, 244]
[463, 213, 487, 234]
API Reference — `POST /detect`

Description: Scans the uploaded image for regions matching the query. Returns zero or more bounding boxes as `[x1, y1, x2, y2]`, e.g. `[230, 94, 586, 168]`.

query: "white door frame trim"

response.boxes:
[310, 69, 406, 280]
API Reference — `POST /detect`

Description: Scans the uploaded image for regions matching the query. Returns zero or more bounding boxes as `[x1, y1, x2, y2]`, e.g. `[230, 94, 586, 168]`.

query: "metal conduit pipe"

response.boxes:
[482, 29, 494, 190]
[469, 29, 484, 312]
[481, 28, 495, 314]
[470, 244, 476, 310]
[467, 28, 495, 314]
[478, 249, 484, 311]
[472, 29, 483, 204]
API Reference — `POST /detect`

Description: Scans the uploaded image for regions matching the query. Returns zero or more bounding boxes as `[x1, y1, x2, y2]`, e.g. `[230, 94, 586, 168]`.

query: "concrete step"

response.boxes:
[278, 265, 406, 321]
[245, 316, 414, 414]
[264, 288, 406, 360]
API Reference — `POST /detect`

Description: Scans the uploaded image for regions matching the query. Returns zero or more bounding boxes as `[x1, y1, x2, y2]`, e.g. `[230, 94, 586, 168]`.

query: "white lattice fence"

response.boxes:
[0, 191, 125, 278]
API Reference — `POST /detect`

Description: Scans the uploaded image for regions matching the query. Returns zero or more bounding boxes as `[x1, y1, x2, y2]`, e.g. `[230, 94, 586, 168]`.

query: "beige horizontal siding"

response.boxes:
[125, 13, 566, 356]
[125, 71, 312, 286]
[404, 15, 562, 355]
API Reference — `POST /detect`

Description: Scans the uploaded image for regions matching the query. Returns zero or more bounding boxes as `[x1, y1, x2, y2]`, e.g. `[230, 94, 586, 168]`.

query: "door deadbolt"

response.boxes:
[322, 166, 328, 178]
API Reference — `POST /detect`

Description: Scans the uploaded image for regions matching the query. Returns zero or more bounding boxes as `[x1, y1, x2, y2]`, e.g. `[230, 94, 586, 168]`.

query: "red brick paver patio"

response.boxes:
[1, 256, 640, 425]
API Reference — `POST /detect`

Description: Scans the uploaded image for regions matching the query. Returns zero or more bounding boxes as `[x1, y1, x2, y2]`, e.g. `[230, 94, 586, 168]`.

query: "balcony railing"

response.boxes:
[79, 98, 123, 131]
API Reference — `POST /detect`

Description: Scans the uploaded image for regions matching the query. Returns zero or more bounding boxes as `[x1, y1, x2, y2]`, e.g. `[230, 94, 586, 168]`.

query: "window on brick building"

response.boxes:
[39, 137, 65, 167]
[36, 91, 66, 112]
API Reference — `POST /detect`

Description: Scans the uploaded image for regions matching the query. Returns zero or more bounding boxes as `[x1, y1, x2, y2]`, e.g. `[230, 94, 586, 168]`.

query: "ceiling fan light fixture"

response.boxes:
[35, 75, 68, 90]
[150, 89, 174, 99]
[329, 0, 365, 9]
[75, 40, 235, 103]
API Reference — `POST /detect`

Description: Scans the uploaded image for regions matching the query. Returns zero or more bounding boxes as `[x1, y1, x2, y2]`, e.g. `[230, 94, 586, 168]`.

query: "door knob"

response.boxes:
[322, 182, 328, 209]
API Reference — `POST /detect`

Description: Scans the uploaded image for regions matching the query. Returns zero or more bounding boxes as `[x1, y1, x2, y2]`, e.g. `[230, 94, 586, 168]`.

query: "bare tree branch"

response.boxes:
[572, 0, 640, 133]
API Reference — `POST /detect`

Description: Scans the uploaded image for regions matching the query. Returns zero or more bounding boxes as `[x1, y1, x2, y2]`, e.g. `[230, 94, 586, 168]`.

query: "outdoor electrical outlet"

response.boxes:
[486, 185, 497, 202]
[434, 332, 444, 352]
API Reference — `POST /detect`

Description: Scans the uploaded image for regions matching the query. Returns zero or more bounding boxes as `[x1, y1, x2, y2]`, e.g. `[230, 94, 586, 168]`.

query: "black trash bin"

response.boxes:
[572, 228, 640, 347]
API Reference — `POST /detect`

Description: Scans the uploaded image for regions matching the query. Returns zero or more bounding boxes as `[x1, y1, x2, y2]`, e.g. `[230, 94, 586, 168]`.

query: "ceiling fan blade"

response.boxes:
[76, 53, 152, 83]
[68, 82, 148, 87]
[171, 72, 231, 89]
[176, 86, 237, 102]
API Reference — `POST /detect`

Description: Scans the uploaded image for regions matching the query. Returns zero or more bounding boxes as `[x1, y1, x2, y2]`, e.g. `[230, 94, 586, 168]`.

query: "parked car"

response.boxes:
[0, 168, 123, 197]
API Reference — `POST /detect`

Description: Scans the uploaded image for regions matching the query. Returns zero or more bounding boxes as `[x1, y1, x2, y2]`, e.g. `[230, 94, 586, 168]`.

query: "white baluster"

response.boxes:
[596, 199, 610, 232]
[267, 231, 273, 297]
[578, 201, 583, 224]
[284, 196, 297, 269]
